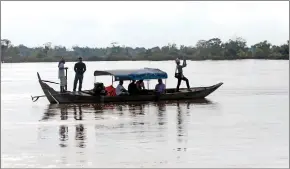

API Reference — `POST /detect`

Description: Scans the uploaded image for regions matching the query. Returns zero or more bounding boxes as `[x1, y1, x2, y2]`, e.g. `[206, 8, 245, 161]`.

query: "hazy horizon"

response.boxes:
[1, 1, 289, 49]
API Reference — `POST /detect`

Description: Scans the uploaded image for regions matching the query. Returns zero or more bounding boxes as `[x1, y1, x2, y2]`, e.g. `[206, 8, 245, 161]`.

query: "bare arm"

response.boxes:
[182, 59, 187, 67]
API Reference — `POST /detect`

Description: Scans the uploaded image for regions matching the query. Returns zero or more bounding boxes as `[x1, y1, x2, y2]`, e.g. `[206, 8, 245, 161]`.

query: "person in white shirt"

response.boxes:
[58, 58, 67, 92]
[116, 80, 128, 96]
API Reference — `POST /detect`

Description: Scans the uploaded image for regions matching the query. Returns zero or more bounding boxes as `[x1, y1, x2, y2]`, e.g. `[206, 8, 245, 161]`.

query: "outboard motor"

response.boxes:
[93, 82, 107, 96]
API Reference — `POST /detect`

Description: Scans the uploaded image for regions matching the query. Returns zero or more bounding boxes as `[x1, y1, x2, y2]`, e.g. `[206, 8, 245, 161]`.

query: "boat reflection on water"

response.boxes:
[59, 125, 68, 148]
[73, 105, 83, 120]
[40, 99, 214, 150]
[57, 104, 86, 148]
[176, 101, 189, 152]
[75, 123, 86, 148]
[60, 106, 68, 120]
[41, 99, 213, 120]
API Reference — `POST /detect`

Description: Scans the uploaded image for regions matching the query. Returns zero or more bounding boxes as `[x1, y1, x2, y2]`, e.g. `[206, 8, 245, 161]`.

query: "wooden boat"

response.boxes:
[35, 68, 223, 104]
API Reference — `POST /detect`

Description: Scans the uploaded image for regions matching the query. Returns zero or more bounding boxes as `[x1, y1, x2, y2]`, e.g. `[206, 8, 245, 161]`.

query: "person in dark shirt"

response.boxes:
[136, 79, 145, 90]
[73, 57, 86, 92]
[128, 80, 138, 95]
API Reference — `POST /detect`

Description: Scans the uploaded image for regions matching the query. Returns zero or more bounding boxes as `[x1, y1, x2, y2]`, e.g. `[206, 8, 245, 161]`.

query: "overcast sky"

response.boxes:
[1, 1, 289, 48]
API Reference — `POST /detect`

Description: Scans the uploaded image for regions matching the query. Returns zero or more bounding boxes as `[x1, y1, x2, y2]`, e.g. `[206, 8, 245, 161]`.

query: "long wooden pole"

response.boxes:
[42, 80, 59, 84]
[65, 67, 68, 91]
[31, 93, 66, 102]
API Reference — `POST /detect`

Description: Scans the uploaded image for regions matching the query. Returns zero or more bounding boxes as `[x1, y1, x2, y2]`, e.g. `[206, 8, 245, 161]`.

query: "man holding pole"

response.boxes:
[58, 58, 68, 93]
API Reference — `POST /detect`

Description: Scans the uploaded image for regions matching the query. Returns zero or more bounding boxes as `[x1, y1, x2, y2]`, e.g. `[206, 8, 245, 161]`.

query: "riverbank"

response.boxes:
[1, 57, 288, 63]
[1, 38, 289, 63]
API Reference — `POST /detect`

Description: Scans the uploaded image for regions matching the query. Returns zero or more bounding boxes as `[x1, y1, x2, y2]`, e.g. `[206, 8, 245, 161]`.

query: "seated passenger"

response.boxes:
[136, 79, 145, 90]
[155, 79, 166, 94]
[128, 80, 139, 95]
[105, 85, 116, 96]
[136, 79, 150, 95]
[116, 80, 129, 96]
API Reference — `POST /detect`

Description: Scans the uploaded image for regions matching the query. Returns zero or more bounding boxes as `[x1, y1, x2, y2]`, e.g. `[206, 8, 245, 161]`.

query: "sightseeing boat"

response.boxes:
[33, 68, 223, 104]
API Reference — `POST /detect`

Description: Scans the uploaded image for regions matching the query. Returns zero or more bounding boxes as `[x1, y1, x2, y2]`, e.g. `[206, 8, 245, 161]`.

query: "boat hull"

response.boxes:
[37, 72, 223, 104]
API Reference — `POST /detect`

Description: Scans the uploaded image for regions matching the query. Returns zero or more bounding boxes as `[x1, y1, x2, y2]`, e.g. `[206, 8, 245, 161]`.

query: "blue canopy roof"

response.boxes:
[94, 68, 168, 81]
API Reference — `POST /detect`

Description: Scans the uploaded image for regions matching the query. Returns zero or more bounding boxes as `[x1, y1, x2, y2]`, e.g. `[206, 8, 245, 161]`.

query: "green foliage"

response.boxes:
[1, 37, 289, 63]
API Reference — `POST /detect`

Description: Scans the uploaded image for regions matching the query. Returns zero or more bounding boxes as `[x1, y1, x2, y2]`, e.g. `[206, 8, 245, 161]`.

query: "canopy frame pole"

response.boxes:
[65, 68, 68, 91]
[111, 76, 113, 85]
[165, 79, 167, 93]
[147, 80, 150, 89]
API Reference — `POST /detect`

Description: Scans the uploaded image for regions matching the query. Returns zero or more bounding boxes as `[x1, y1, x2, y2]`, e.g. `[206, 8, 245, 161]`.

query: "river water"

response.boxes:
[1, 60, 289, 167]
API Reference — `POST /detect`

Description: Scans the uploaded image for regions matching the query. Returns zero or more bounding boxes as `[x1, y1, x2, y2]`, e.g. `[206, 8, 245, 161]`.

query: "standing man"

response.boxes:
[175, 58, 191, 92]
[58, 58, 67, 93]
[73, 57, 86, 92]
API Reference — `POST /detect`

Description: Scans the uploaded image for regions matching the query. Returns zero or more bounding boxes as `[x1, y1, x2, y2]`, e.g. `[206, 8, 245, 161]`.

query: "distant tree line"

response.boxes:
[1, 37, 289, 63]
